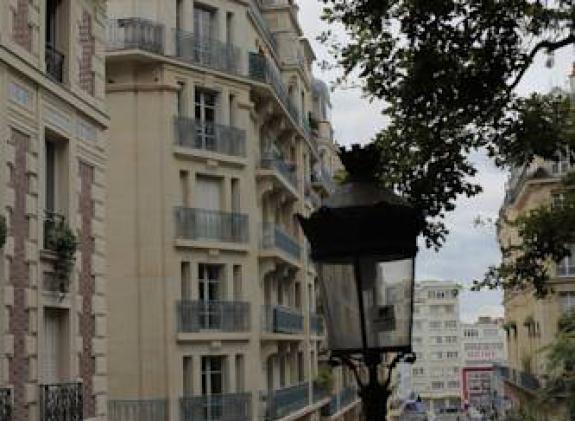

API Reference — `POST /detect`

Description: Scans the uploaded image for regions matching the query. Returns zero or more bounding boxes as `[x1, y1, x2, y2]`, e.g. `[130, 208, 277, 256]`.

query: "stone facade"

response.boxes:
[0, 0, 108, 420]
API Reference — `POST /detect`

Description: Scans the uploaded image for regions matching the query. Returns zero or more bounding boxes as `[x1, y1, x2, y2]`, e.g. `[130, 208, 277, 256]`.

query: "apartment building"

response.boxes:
[461, 317, 506, 413]
[498, 118, 574, 418]
[104, 1, 348, 420]
[0, 0, 108, 420]
[410, 281, 463, 414]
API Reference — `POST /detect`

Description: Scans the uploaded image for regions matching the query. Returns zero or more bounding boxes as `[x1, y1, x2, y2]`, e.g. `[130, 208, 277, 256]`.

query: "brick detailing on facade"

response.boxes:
[79, 162, 96, 418]
[8, 129, 30, 421]
[12, 0, 32, 51]
[78, 10, 95, 95]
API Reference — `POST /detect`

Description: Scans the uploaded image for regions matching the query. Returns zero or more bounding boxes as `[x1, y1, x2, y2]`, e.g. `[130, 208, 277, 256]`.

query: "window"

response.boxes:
[195, 89, 218, 149]
[431, 382, 444, 390]
[413, 367, 424, 376]
[183, 356, 193, 395]
[180, 170, 189, 206]
[231, 178, 240, 212]
[551, 151, 571, 175]
[201, 356, 225, 420]
[196, 175, 222, 211]
[557, 244, 575, 277]
[236, 355, 245, 392]
[198, 264, 223, 329]
[445, 336, 457, 344]
[43, 308, 69, 382]
[194, 6, 216, 39]
[181, 262, 191, 299]
[464, 329, 479, 337]
[233, 265, 242, 301]
[431, 352, 443, 360]
[447, 381, 460, 389]
[445, 320, 458, 329]
[443, 305, 455, 314]
[177, 82, 187, 117]
[446, 352, 458, 359]
[552, 192, 565, 208]
[483, 329, 500, 337]
[560, 292, 575, 315]
[429, 321, 441, 329]
[433, 336, 443, 344]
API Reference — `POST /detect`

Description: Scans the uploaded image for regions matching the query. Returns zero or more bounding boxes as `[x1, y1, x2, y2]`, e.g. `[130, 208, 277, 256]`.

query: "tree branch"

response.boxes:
[508, 35, 575, 93]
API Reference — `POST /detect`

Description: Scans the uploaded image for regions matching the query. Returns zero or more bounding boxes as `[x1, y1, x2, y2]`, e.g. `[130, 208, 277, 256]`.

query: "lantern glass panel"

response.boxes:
[318, 257, 414, 354]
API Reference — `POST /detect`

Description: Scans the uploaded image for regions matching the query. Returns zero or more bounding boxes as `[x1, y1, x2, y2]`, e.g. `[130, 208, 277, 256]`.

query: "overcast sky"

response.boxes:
[298, 1, 574, 322]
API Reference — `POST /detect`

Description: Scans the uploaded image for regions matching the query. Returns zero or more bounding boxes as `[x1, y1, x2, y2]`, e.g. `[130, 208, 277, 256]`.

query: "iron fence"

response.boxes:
[108, 399, 168, 421]
[177, 300, 250, 332]
[262, 305, 304, 334]
[261, 383, 309, 420]
[260, 154, 298, 189]
[107, 18, 165, 54]
[0, 388, 11, 421]
[181, 393, 251, 421]
[175, 208, 249, 243]
[261, 224, 300, 260]
[175, 30, 241, 75]
[174, 117, 246, 157]
[40, 382, 83, 421]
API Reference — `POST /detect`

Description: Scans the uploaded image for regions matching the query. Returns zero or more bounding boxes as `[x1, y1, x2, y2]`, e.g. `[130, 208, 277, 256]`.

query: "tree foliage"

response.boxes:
[320, 0, 574, 249]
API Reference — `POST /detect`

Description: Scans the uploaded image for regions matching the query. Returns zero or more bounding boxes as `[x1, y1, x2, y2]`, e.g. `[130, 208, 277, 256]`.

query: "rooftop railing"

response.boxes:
[175, 208, 249, 244]
[40, 382, 83, 421]
[174, 30, 242, 75]
[261, 383, 309, 420]
[108, 399, 168, 421]
[177, 300, 250, 332]
[45, 44, 65, 83]
[262, 305, 304, 334]
[174, 117, 246, 157]
[181, 393, 251, 421]
[107, 18, 165, 54]
[261, 224, 301, 260]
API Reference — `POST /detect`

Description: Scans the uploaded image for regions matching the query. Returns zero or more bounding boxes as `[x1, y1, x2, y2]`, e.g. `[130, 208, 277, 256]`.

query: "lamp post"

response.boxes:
[298, 144, 423, 421]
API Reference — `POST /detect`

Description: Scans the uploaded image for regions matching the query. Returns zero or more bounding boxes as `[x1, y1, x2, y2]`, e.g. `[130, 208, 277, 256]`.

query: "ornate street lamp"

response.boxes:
[298, 144, 423, 420]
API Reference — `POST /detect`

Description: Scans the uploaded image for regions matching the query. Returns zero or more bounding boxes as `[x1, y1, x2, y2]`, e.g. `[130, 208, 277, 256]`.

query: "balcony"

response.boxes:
[311, 166, 335, 194]
[175, 30, 242, 76]
[177, 300, 250, 333]
[108, 399, 168, 421]
[181, 393, 251, 421]
[309, 313, 325, 336]
[248, 2, 277, 50]
[0, 388, 11, 421]
[321, 387, 359, 416]
[175, 208, 249, 244]
[259, 153, 298, 193]
[261, 383, 310, 420]
[261, 224, 301, 261]
[262, 305, 304, 334]
[503, 367, 540, 392]
[107, 18, 165, 54]
[45, 44, 65, 83]
[40, 382, 83, 421]
[174, 117, 246, 158]
[248, 53, 300, 124]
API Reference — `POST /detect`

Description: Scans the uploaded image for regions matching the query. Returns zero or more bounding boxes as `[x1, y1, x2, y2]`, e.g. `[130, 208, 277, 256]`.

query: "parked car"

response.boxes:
[398, 400, 428, 420]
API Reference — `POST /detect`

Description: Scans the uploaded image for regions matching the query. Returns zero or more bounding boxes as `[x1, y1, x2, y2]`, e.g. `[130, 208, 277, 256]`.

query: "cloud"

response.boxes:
[298, 0, 573, 323]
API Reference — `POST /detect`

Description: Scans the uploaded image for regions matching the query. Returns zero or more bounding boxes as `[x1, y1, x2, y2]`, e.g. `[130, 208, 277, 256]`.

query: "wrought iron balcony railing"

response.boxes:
[261, 383, 310, 420]
[261, 224, 301, 260]
[320, 387, 358, 416]
[177, 300, 250, 333]
[45, 44, 65, 83]
[312, 166, 336, 193]
[108, 399, 168, 421]
[175, 30, 242, 75]
[174, 117, 246, 157]
[0, 388, 11, 421]
[40, 382, 83, 421]
[107, 18, 165, 54]
[248, 53, 299, 124]
[249, 2, 277, 50]
[175, 208, 249, 243]
[312, 382, 329, 403]
[309, 313, 325, 336]
[260, 154, 298, 189]
[181, 393, 251, 421]
[262, 305, 304, 334]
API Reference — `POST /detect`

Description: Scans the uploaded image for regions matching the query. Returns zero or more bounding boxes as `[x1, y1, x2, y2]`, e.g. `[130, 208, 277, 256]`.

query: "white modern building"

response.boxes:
[410, 281, 463, 414]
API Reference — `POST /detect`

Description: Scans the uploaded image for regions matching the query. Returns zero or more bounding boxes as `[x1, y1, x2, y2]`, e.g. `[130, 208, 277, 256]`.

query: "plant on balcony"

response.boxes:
[0, 215, 6, 249]
[314, 367, 334, 394]
[45, 218, 78, 284]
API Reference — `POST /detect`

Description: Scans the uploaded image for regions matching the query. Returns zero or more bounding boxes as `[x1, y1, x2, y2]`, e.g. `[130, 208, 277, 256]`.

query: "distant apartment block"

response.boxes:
[410, 281, 463, 414]
[461, 318, 506, 412]
[0, 0, 108, 420]
[104, 1, 357, 421]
